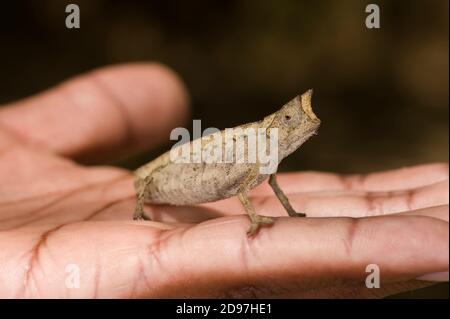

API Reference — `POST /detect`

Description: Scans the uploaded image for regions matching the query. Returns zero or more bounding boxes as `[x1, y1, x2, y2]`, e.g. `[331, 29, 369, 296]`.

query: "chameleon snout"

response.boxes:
[301, 89, 320, 124]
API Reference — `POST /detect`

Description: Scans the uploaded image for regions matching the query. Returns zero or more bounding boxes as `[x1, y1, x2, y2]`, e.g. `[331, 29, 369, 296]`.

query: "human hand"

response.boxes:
[0, 64, 447, 298]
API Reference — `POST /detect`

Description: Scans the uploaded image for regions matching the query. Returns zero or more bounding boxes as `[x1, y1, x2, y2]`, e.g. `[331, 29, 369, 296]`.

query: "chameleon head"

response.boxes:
[274, 89, 321, 158]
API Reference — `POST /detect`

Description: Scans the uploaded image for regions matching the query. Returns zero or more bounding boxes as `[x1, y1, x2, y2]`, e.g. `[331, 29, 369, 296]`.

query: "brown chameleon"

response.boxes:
[133, 90, 320, 236]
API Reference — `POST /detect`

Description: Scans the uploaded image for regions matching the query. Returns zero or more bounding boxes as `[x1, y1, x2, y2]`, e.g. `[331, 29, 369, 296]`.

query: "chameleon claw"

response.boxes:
[289, 210, 306, 217]
[133, 211, 152, 221]
[247, 215, 274, 236]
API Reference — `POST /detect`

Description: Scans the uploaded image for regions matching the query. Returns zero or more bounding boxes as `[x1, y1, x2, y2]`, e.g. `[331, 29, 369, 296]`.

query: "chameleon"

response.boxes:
[133, 89, 321, 236]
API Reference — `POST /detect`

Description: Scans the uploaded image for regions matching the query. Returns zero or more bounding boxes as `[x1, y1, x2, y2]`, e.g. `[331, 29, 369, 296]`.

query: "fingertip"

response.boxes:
[86, 62, 191, 161]
[92, 63, 190, 152]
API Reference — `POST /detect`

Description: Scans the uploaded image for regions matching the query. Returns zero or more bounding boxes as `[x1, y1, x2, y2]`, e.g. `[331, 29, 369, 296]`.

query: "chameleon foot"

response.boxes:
[247, 215, 274, 236]
[133, 210, 152, 221]
[287, 209, 306, 218]
[133, 214, 151, 221]
[269, 174, 307, 218]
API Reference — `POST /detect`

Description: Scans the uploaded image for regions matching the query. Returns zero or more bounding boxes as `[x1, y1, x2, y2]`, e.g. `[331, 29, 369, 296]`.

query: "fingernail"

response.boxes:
[416, 271, 449, 282]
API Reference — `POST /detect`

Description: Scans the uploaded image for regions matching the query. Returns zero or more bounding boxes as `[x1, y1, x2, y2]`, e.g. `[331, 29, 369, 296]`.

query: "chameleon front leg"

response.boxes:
[133, 176, 152, 221]
[238, 166, 274, 236]
[269, 174, 306, 217]
[238, 192, 274, 236]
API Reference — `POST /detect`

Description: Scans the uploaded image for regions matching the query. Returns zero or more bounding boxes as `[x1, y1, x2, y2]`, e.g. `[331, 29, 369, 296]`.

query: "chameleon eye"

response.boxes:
[281, 111, 300, 128]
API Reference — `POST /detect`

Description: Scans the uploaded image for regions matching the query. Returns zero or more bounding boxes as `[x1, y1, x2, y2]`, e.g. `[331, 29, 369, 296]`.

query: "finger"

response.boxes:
[0, 63, 189, 162]
[96, 190, 448, 226]
[91, 163, 448, 222]
[251, 163, 448, 195]
[68, 164, 448, 225]
[38, 213, 444, 298]
[7, 214, 446, 298]
[199, 179, 448, 218]
[89, 177, 447, 224]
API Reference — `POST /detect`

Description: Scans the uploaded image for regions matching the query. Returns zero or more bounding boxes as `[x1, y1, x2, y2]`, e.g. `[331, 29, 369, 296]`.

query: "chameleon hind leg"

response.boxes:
[269, 174, 306, 217]
[133, 176, 152, 221]
[238, 166, 274, 236]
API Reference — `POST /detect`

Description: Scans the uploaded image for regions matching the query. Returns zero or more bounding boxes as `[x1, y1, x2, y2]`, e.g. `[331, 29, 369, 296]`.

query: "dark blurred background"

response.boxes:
[0, 0, 448, 297]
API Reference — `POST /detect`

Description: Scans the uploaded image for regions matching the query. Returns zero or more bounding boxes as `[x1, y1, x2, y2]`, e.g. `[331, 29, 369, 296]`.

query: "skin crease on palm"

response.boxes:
[0, 64, 448, 298]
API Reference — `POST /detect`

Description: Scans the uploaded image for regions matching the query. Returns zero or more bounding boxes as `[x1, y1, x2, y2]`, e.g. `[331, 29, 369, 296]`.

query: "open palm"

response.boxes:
[0, 64, 447, 298]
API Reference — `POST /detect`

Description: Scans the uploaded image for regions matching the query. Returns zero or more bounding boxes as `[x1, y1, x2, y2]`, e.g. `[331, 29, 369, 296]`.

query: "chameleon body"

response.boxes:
[134, 90, 320, 235]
